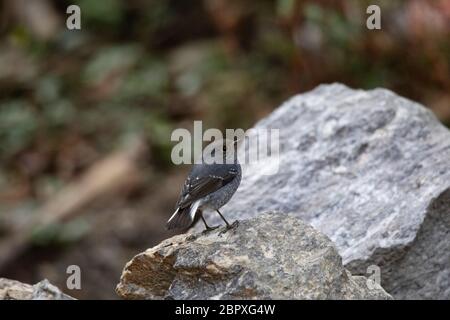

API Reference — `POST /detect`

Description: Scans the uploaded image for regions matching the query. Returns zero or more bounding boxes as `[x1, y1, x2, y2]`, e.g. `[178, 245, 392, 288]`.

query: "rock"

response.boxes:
[0, 278, 75, 300]
[204, 83, 450, 299]
[116, 213, 392, 300]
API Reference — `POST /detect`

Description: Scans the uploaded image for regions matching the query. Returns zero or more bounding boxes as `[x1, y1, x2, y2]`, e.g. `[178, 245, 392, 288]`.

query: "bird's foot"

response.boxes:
[207, 225, 220, 231]
[203, 225, 220, 233]
[218, 220, 239, 236]
[230, 220, 239, 229]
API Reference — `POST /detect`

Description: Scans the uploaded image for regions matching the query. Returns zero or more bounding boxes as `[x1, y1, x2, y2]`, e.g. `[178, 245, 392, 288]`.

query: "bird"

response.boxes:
[166, 137, 242, 231]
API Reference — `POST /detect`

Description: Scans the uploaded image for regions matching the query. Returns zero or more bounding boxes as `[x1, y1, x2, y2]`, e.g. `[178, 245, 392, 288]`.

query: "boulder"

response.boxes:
[116, 213, 392, 300]
[0, 278, 74, 300]
[204, 84, 450, 299]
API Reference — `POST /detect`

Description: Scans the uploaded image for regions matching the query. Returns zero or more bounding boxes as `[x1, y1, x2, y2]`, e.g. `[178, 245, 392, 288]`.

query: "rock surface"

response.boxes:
[203, 84, 450, 299]
[0, 278, 75, 300]
[117, 213, 392, 300]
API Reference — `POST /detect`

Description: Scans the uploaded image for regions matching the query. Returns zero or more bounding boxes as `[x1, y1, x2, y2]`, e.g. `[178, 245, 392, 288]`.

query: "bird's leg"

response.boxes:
[201, 214, 219, 231]
[216, 209, 231, 228]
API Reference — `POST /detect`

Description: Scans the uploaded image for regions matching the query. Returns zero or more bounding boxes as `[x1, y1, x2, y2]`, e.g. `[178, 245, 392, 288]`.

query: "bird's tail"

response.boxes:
[166, 200, 201, 230]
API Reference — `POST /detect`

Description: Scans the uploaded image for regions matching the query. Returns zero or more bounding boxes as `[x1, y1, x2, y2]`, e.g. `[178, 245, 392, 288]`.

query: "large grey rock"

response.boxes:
[204, 84, 450, 299]
[117, 213, 391, 300]
[0, 278, 75, 300]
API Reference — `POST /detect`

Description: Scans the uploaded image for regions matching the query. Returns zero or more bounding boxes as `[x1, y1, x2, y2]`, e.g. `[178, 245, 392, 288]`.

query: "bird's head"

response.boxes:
[202, 136, 241, 165]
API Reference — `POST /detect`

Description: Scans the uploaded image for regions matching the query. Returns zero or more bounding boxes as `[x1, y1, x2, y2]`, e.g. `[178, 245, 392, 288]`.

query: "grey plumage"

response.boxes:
[167, 139, 242, 230]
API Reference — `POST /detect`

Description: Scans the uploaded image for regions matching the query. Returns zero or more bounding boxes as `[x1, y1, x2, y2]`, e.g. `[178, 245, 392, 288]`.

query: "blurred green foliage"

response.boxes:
[31, 218, 91, 246]
[0, 0, 449, 203]
[0, 101, 38, 159]
[74, 0, 124, 27]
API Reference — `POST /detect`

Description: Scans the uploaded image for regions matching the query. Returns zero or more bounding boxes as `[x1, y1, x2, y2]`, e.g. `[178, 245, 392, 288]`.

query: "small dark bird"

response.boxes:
[166, 138, 241, 231]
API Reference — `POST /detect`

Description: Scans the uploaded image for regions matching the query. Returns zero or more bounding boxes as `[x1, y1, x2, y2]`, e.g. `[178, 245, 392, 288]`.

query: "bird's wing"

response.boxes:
[176, 169, 237, 209]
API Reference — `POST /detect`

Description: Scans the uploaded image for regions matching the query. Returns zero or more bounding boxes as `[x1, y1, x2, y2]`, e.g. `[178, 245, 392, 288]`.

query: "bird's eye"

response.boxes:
[222, 145, 227, 152]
